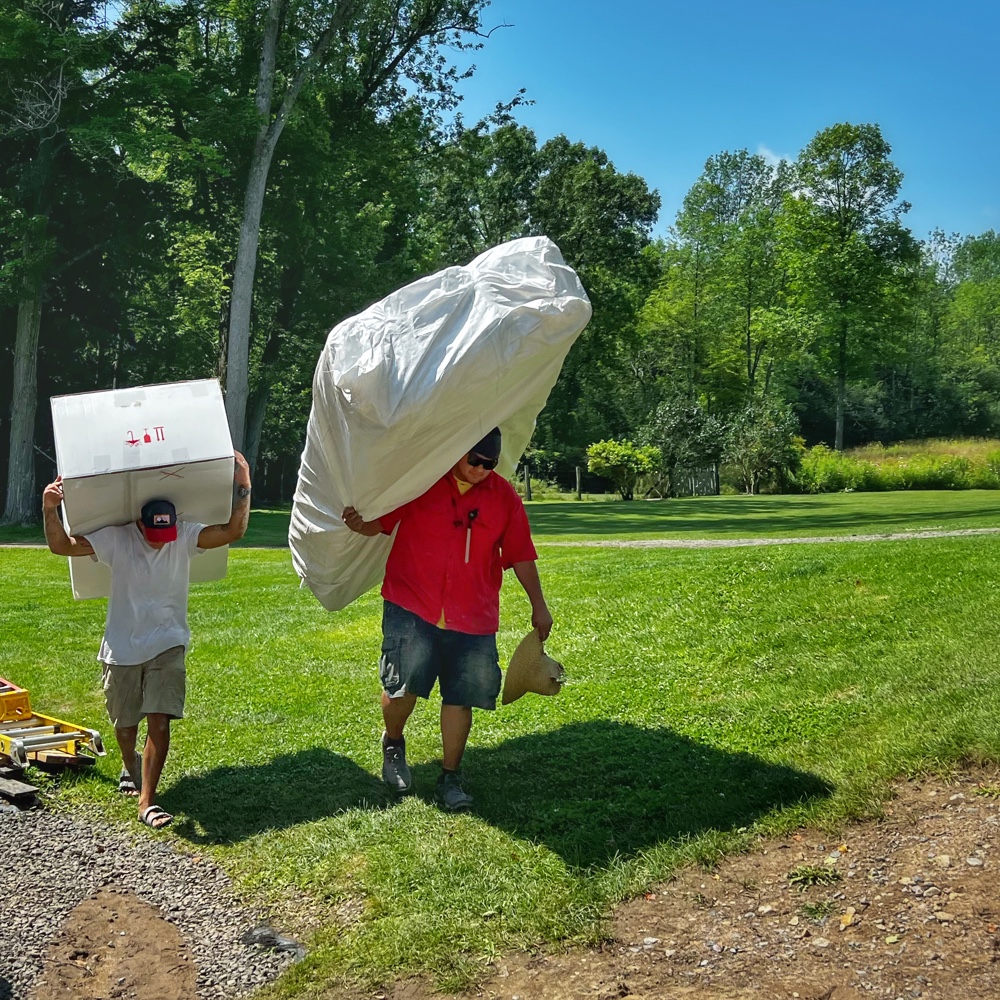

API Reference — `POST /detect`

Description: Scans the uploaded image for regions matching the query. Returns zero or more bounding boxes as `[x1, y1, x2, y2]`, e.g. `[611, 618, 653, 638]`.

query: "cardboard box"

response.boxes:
[50, 379, 235, 600]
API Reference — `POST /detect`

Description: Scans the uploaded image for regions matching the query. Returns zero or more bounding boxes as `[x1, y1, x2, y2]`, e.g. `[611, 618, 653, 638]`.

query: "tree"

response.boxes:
[586, 439, 660, 501]
[675, 149, 792, 400]
[0, 0, 131, 523]
[640, 395, 724, 496]
[945, 230, 1000, 359]
[783, 123, 918, 450]
[221, 0, 490, 451]
[723, 401, 802, 494]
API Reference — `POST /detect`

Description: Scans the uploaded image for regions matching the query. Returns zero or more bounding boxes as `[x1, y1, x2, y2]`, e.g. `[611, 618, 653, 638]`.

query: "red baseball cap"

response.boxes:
[140, 499, 177, 542]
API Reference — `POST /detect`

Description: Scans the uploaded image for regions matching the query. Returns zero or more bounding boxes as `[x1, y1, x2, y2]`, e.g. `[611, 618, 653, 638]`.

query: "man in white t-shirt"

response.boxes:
[42, 452, 252, 830]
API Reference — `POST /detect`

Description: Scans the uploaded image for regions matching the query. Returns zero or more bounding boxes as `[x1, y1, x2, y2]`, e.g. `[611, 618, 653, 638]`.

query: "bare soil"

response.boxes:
[29, 769, 1000, 1000]
[29, 888, 199, 1000]
[367, 768, 1000, 1000]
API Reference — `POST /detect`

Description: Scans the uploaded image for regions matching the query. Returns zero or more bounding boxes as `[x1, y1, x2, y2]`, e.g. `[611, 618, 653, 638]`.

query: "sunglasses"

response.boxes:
[467, 452, 498, 470]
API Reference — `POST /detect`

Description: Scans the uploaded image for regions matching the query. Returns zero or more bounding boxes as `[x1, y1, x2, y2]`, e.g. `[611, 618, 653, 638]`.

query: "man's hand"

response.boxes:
[42, 476, 64, 510]
[343, 507, 381, 537]
[233, 450, 251, 489]
[532, 604, 554, 643]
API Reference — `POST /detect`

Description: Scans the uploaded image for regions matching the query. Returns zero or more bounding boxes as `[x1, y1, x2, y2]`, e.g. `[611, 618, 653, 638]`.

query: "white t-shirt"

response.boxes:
[87, 521, 205, 666]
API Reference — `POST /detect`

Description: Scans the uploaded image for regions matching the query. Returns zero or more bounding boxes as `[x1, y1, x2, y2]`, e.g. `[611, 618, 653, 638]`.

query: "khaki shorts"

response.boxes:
[101, 646, 186, 729]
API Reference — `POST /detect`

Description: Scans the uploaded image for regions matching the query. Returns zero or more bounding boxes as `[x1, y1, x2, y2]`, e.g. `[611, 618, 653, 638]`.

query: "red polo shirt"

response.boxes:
[378, 472, 537, 635]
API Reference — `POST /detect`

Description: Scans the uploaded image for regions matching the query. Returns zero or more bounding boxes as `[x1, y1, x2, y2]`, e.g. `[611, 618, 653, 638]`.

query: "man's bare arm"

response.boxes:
[42, 477, 94, 557]
[198, 451, 252, 549]
[511, 560, 553, 641]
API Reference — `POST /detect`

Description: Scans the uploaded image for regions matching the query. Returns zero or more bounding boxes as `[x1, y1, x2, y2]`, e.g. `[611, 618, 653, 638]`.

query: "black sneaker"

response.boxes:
[381, 734, 412, 793]
[435, 769, 473, 811]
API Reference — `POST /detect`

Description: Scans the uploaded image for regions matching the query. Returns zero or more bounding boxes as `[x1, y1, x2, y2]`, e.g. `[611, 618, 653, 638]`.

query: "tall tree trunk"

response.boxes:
[245, 266, 300, 475]
[835, 317, 848, 451]
[225, 143, 276, 451]
[2, 274, 43, 525]
[244, 374, 272, 476]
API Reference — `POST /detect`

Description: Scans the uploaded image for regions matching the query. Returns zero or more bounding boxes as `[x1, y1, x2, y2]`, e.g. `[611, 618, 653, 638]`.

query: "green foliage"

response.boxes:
[640, 396, 724, 495]
[586, 439, 661, 500]
[787, 864, 842, 889]
[780, 122, 920, 449]
[723, 401, 803, 494]
[794, 441, 1000, 493]
[801, 898, 836, 920]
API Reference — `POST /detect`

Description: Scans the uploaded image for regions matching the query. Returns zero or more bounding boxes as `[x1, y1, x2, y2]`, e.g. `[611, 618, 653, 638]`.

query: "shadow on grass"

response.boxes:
[161, 747, 391, 844]
[458, 721, 832, 869]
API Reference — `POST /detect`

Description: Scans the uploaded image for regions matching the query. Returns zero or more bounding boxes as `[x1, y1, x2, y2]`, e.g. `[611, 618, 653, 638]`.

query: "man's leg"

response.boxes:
[382, 690, 417, 739]
[435, 632, 499, 811]
[113, 725, 141, 793]
[136, 647, 185, 829]
[440, 705, 472, 770]
[381, 691, 416, 793]
[379, 602, 437, 793]
[139, 714, 169, 807]
[103, 661, 143, 794]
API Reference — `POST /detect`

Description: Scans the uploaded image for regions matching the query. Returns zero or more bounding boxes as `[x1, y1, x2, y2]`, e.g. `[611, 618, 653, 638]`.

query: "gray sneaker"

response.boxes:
[381, 737, 412, 794]
[435, 770, 473, 812]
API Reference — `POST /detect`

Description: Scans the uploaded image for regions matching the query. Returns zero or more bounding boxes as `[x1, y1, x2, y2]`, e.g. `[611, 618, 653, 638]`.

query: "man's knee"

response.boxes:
[146, 713, 171, 736]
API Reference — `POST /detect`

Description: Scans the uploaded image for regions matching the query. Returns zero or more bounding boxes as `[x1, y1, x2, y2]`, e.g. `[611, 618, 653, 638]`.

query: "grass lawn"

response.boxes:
[3, 494, 1000, 995]
[5, 490, 1000, 547]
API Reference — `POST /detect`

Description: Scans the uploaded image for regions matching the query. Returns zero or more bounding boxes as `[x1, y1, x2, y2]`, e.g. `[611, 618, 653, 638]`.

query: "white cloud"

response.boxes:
[757, 144, 792, 168]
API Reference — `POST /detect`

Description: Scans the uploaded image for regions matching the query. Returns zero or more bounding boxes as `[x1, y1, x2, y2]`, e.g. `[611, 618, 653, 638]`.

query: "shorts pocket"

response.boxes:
[379, 639, 403, 695]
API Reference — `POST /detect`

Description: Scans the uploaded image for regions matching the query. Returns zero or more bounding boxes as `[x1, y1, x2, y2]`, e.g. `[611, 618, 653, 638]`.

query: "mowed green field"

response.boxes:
[6, 488, 1000, 547]
[3, 495, 1000, 994]
[245, 489, 1000, 545]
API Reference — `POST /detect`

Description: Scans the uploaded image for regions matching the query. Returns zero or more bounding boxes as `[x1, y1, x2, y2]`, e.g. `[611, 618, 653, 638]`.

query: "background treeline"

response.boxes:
[2, 2, 998, 520]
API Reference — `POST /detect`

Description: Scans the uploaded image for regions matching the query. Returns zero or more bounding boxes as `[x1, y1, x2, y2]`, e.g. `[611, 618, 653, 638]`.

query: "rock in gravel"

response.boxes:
[243, 925, 307, 960]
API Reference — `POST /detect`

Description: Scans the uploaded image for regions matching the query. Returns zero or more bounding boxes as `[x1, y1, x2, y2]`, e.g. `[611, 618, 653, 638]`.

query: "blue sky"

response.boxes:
[454, 0, 999, 242]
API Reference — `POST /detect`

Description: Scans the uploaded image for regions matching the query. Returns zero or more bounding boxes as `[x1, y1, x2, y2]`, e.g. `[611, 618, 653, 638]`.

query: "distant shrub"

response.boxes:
[586, 440, 661, 501]
[794, 442, 1000, 493]
[794, 446, 876, 493]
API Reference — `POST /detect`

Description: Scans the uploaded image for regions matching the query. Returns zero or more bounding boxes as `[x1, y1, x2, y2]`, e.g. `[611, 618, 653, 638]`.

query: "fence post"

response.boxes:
[523, 464, 532, 501]
[575, 465, 582, 500]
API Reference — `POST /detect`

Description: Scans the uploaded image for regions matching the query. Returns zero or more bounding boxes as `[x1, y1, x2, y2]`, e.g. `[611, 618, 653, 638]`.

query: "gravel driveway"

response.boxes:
[0, 805, 297, 999]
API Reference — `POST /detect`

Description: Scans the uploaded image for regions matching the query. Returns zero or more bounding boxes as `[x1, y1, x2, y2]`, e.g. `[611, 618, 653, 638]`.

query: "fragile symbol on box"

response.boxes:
[126, 426, 166, 446]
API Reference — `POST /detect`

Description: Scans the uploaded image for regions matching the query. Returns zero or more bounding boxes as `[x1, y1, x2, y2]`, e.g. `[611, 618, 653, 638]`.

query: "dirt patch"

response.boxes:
[26, 770, 1000, 1000]
[361, 769, 1000, 1000]
[29, 887, 199, 1000]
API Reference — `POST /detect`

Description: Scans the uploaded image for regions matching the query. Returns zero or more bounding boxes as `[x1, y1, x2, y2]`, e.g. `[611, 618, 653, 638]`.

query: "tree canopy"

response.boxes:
[1, 11, 997, 521]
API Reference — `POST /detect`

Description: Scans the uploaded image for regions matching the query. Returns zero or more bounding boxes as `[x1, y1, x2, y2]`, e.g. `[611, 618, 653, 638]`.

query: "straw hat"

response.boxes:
[502, 629, 565, 705]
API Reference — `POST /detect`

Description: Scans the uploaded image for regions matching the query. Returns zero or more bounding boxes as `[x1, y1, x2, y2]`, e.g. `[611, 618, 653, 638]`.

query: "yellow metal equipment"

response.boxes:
[0, 677, 105, 769]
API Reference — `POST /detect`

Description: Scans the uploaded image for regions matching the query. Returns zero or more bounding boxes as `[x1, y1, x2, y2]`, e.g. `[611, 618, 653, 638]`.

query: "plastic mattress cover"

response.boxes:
[289, 236, 592, 611]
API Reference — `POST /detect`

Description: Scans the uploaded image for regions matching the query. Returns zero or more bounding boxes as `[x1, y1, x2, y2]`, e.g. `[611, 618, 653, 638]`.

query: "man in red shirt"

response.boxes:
[343, 428, 552, 811]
